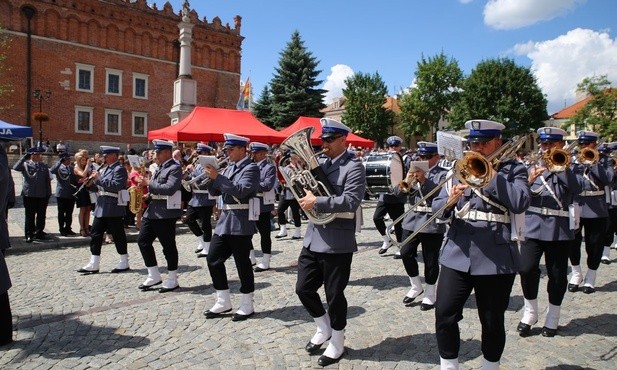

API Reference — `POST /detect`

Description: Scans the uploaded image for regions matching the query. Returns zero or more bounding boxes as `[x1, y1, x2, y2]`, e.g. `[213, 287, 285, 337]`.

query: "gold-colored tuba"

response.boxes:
[128, 159, 146, 214]
[278, 127, 338, 225]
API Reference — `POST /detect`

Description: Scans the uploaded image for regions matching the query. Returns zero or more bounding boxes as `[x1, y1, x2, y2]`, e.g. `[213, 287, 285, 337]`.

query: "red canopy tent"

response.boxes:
[279, 116, 375, 148]
[147, 107, 287, 144]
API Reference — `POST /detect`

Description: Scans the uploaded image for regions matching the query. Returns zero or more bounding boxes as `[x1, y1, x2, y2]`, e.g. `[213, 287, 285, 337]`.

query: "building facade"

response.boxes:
[0, 0, 243, 151]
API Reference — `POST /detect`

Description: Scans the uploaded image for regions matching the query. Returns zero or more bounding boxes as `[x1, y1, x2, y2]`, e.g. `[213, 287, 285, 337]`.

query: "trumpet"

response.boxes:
[384, 134, 529, 249]
[398, 172, 418, 193]
[72, 164, 107, 197]
[181, 158, 228, 191]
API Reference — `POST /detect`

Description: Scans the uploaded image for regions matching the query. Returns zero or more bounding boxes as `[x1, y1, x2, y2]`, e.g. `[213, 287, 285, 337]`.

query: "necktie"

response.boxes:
[325, 159, 332, 169]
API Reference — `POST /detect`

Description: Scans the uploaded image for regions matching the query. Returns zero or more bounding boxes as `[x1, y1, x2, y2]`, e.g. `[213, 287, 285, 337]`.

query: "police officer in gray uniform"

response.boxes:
[138, 139, 183, 293]
[77, 146, 129, 274]
[13, 147, 52, 242]
[518, 127, 581, 338]
[50, 152, 78, 236]
[250, 142, 277, 272]
[568, 130, 614, 293]
[375, 136, 407, 256]
[393, 142, 447, 310]
[203, 134, 260, 321]
[296, 118, 366, 367]
[185, 143, 217, 258]
[432, 120, 530, 370]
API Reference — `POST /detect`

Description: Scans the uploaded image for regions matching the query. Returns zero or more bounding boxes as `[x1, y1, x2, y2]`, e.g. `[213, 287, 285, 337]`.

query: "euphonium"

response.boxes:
[128, 160, 146, 214]
[278, 127, 337, 225]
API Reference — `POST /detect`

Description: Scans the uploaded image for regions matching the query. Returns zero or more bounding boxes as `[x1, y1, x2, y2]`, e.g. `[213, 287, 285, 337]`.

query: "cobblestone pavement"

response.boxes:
[2, 176, 616, 369]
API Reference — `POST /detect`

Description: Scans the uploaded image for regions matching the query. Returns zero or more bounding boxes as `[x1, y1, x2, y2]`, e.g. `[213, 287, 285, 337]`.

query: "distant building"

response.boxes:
[0, 0, 243, 151]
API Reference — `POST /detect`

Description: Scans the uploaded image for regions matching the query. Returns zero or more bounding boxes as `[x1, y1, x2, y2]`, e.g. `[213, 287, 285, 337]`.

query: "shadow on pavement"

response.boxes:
[257, 304, 366, 324]
[561, 313, 617, 337]
[7, 313, 150, 363]
[348, 274, 408, 291]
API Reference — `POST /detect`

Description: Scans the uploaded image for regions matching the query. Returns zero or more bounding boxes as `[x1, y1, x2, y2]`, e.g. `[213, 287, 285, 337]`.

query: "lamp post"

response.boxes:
[32, 88, 51, 149]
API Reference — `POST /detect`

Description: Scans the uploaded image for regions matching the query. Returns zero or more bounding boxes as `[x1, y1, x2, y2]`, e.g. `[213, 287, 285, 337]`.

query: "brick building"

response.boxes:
[0, 0, 243, 152]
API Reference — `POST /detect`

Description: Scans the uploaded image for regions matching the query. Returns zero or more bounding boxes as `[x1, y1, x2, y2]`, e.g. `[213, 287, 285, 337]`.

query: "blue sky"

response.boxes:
[169, 0, 617, 115]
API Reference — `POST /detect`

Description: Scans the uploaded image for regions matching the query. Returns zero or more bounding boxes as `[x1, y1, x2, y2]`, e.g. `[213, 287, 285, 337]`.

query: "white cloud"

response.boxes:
[322, 64, 354, 104]
[484, 0, 584, 30]
[512, 28, 617, 114]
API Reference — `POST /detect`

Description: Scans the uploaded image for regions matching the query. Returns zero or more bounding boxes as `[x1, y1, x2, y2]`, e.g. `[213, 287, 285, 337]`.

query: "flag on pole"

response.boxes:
[236, 77, 251, 110]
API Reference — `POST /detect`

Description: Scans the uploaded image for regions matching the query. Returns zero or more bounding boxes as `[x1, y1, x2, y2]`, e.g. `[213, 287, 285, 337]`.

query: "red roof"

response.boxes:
[551, 96, 592, 119]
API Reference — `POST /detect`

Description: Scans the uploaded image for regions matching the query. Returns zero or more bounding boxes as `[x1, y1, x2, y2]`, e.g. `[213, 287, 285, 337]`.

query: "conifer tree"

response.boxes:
[253, 85, 275, 128]
[269, 31, 326, 128]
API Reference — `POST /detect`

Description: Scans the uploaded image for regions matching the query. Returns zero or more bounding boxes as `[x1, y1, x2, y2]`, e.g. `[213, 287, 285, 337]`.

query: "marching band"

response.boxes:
[6, 117, 617, 369]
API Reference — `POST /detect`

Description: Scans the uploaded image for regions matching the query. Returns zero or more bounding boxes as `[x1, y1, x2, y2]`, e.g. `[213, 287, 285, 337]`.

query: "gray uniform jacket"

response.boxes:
[93, 161, 128, 218]
[13, 156, 51, 198]
[144, 159, 182, 220]
[50, 160, 77, 199]
[433, 159, 530, 275]
[525, 168, 581, 241]
[571, 156, 614, 218]
[187, 164, 216, 208]
[393, 165, 448, 234]
[303, 153, 366, 254]
[207, 156, 260, 236]
[1, 147, 12, 293]
[255, 159, 276, 213]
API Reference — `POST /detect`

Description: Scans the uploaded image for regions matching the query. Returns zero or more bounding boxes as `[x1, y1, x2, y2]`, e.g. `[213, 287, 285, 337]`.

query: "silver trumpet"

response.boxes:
[182, 159, 229, 191]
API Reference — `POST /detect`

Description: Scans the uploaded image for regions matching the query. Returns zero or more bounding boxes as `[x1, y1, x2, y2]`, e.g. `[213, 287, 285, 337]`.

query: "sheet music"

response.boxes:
[436, 131, 465, 160]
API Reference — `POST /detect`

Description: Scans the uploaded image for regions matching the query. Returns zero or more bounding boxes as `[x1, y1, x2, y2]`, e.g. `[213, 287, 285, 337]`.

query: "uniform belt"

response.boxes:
[98, 191, 118, 198]
[149, 194, 168, 200]
[222, 204, 249, 210]
[456, 209, 509, 223]
[334, 212, 355, 219]
[414, 205, 432, 213]
[581, 190, 604, 196]
[193, 190, 209, 194]
[527, 206, 569, 217]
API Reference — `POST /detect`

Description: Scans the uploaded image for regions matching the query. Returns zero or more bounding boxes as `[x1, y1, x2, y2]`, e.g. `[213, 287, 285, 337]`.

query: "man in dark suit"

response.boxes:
[432, 119, 530, 370]
[0, 144, 14, 345]
[296, 118, 366, 367]
[12, 147, 52, 242]
[77, 146, 129, 274]
[137, 139, 183, 293]
[203, 134, 260, 321]
[50, 152, 78, 236]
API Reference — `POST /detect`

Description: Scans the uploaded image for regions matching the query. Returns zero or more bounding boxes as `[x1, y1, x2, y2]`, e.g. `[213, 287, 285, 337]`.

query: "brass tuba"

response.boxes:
[278, 127, 337, 225]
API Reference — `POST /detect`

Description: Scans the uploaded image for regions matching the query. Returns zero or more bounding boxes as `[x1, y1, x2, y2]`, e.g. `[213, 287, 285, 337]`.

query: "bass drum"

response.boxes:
[364, 152, 405, 195]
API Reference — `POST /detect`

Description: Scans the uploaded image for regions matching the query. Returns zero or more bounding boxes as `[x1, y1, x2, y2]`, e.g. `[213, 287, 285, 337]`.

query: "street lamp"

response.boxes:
[32, 88, 51, 149]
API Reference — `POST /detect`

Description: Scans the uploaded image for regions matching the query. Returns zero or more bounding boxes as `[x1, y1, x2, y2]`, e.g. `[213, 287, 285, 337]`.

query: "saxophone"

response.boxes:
[128, 159, 146, 214]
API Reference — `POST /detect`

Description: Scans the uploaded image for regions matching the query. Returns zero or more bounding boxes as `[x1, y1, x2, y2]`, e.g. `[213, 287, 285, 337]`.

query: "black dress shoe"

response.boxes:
[541, 326, 557, 337]
[517, 322, 532, 337]
[420, 302, 434, 311]
[291, 236, 302, 240]
[393, 253, 402, 260]
[567, 283, 579, 292]
[231, 311, 255, 321]
[317, 351, 345, 367]
[378, 247, 389, 255]
[35, 232, 51, 240]
[197, 254, 208, 258]
[194, 248, 203, 253]
[110, 267, 130, 273]
[65, 230, 78, 236]
[601, 259, 611, 265]
[582, 286, 595, 294]
[204, 308, 232, 319]
[77, 268, 99, 274]
[403, 291, 423, 305]
[254, 266, 270, 272]
[25, 236, 34, 243]
[138, 281, 162, 290]
[60, 231, 68, 237]
[274, 234, 287, 239]
[159, 285, 180, 293]
[305, 341, 326, 354]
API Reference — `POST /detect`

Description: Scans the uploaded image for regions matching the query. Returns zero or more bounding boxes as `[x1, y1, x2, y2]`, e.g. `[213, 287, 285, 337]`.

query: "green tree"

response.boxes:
[449, 58, 548, 137]
[252, 85, 275, 128]
[341, 72, 394, 144]
[398, 52, 463, 140]
[269, 31, 326, 128]
[566, 75, 617, 140]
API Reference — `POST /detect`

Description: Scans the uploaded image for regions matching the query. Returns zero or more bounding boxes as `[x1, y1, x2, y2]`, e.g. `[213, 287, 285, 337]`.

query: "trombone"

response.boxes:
[384, 134, 529, 249]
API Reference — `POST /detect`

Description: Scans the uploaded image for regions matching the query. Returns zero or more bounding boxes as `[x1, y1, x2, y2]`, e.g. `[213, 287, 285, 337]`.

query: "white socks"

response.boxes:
[521, 298, 538, 325]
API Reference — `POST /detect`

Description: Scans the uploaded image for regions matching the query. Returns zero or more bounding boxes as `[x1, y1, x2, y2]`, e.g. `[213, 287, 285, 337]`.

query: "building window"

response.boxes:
[106, 69, 122, 96]
[133, 73, 148, 99]
[105, 109, 122, 135]
[132, 112, 147, 137]
[75, 106, 93, 133]
[76, 63, 94, 92]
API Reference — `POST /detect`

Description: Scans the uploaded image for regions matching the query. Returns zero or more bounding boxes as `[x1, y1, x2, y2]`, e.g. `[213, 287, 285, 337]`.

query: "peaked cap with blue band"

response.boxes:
[386, 135, 403, 147]
[537, 127, 567, 142]
[100, 145, 121, 155]
[223, 133, 250, 147]
[27, 147, 45, 154]
[320, 118, 351, 139]
[416, 141, 438, 154]
[151, 139, 174, 152]
[249, 142, 269, 152]
[577, 130, 599, 143]
[464, 119, 505, 142]
[196, 143, 213, 153]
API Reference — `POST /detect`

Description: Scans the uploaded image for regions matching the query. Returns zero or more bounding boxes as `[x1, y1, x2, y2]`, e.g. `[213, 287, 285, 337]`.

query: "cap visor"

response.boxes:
[466, 136, 495, 143]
